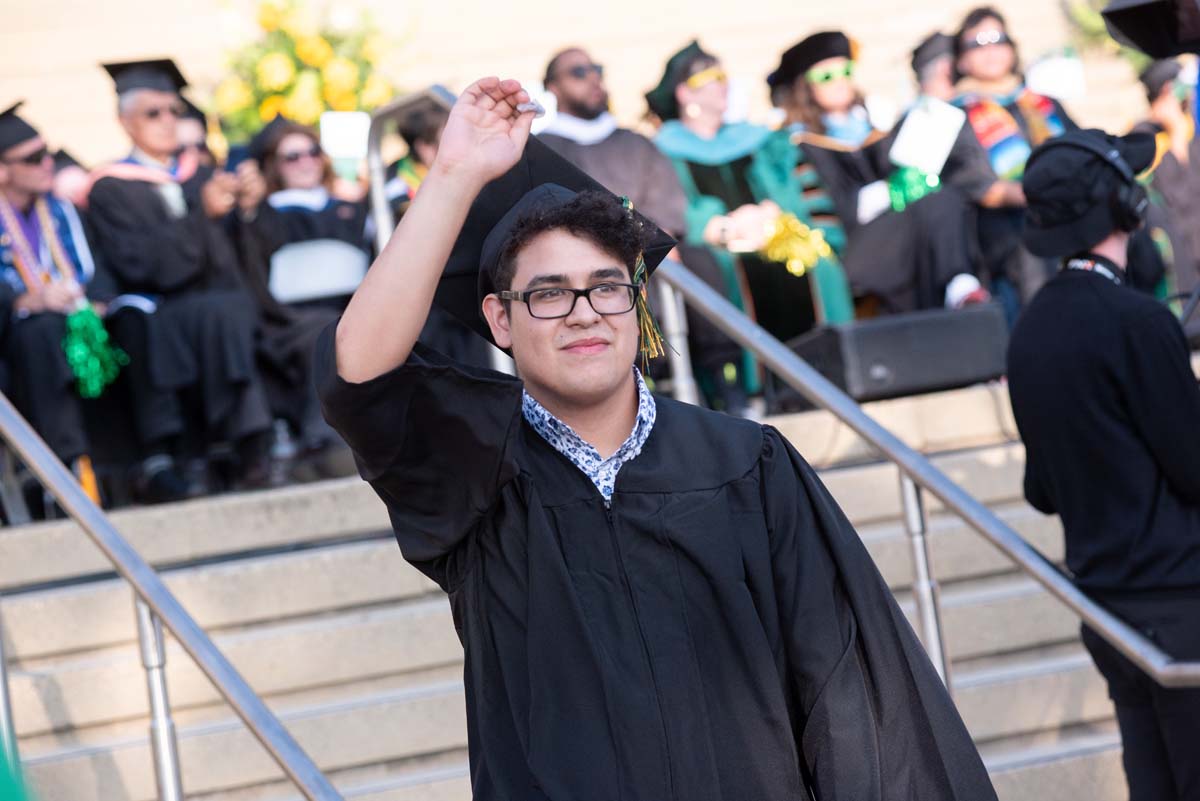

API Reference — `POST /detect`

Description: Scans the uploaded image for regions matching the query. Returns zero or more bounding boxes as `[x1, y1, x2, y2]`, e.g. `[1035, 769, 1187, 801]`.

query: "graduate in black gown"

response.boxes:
[85, 60, 273, 488]
[0, 102, 190, 503]
[770, 32, 989, 314]
[318, 76, 996, 801]
[231, 116, 358, 448]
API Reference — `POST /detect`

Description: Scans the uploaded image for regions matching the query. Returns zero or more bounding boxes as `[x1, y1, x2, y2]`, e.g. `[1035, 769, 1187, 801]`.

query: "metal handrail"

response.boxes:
[0, 392, 342, 799]
[655, 260, 1200, 689]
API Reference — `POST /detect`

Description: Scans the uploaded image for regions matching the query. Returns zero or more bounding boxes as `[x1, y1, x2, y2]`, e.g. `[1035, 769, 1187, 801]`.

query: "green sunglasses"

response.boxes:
[806, 61, 856, 85]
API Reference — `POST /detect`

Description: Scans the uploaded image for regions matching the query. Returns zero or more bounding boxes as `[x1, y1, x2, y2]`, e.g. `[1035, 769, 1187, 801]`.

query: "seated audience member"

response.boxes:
[51, 149, 90, 206]
[176, 98, 216, 170]
[0, 102, 189, 502]
[770, 32, 991, 314]
[232, 116, 363, 454]
[647, 41, 854, 392]
[85, 59, 274, 490]
[1133, 60, 1200, 298]
[541, 46, 747, 412]
[912, 33, 957, 103]
[951, 7, 1078, 308]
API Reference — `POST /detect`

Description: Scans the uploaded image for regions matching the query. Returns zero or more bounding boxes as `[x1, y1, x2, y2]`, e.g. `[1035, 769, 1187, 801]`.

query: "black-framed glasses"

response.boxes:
[174, 142, 211, 157]
[962, 30, 1012, 51]
[561, 63, 604, 81]
[279, 144, 322, 163]
[498, 282, 638, 319]
[3, 146, 50, 166]
[140, 103, 186, 120]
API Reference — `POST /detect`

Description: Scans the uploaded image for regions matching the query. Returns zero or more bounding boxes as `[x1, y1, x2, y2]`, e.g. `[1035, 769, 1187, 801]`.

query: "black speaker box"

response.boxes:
[776, 304, 1009, 407]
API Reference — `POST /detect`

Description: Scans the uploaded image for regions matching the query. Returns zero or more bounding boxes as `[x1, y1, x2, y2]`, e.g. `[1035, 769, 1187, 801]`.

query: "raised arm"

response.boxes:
[335, 77, 535, 383]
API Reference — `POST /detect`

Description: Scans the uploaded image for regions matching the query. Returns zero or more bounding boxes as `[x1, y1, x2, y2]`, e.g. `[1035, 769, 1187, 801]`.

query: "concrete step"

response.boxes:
[984, 725, 1124, 801]
[766, 382, 1017, 469]
[9, 596, 460, 738]
[1, 539, 427, 662]
[1, 441, 1030, 594]
[21, 672, 469, 801]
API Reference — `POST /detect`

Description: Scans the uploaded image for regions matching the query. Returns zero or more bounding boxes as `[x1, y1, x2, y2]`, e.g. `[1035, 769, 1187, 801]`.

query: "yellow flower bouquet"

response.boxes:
[216, 0, 397, 142]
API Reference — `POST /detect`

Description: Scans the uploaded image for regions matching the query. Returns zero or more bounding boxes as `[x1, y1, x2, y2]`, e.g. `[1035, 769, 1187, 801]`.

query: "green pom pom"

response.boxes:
[62, 305, 128, 399]
[888, 167, 941, 213]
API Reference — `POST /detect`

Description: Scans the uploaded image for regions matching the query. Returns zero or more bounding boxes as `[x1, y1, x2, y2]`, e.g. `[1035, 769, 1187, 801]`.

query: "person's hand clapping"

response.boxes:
[235, 161, 268, 214]
[432, 77, 536, 189]
[201, 171, 239, 219]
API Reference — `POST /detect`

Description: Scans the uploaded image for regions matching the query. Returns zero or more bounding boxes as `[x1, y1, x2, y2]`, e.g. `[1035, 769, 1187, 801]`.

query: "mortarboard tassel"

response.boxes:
[621, 197, 668, 372]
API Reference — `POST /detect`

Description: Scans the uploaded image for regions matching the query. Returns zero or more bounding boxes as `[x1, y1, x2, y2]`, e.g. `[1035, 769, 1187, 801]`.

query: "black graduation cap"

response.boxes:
[437, 135, 675, 348]
[53, 149, 84, 172]
[180, 97, 206, 125]
[911, 32, 955, 76]
[102, 58, 188, 95]
[1140, 58, 1183, 98]
[645, 40, 710, 121]
[247, 113, 298, 162]
[768, 32, 856, 90]
[1102, 0, 1200, 58]
[0, 102, 39, 153]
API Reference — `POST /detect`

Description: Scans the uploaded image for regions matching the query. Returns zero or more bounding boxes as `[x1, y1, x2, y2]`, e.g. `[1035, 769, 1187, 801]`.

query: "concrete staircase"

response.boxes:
[0, 383, 1126, 801]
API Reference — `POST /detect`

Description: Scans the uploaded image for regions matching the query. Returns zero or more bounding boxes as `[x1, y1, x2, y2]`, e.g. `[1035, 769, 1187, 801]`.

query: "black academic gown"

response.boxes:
[86, 166, 271, 444]
[800, 130, 980, 313]
[317, 330, 997, 801]
[231, 201, 356, 430]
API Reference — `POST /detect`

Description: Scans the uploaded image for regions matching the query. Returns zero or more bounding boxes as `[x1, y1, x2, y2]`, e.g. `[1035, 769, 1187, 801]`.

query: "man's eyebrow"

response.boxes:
[590, 267, 627, 281]
[523, 273, 569, 289]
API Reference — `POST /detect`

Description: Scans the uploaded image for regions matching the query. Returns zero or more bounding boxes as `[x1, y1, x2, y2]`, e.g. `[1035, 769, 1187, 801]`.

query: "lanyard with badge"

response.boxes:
[1065, 257, 1121, 286]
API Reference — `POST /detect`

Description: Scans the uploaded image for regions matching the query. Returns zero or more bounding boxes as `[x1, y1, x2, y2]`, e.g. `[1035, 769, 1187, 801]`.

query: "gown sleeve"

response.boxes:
[315, 322, 524, 589]
[85, 177, 207, 294]
[760, 427, 997, 801]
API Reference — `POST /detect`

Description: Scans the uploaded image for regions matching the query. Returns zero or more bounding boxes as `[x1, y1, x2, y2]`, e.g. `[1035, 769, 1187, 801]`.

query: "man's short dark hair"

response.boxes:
[399, 107, 450, 152]
[544, 47, 584, 86]
[493, 190, 650, 293]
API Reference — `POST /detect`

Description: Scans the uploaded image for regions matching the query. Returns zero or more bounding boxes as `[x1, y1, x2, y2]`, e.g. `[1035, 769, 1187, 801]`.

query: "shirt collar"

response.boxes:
[521, 368, 657, 501]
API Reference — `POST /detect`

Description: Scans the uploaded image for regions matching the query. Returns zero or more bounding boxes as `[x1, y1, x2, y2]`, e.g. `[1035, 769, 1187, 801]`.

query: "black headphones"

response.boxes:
[1025, 137, 1150, 232]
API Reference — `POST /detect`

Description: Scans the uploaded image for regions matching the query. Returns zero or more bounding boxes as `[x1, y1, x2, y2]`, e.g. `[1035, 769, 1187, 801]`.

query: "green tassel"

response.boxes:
[621, 196, 669, 372]
[888, 166, 941, 213]
[62, 305, 128, 399]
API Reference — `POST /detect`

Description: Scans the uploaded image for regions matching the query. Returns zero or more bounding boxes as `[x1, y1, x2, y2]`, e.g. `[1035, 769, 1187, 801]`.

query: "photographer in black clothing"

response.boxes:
[1007, 129, 1200, 801]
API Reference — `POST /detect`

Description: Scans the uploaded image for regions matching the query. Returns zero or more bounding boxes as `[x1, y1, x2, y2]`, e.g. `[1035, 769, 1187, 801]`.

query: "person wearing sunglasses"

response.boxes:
[229, 115, 368, 465]
[320, 75, 997, 801]
[0, 102, 195, 504]
[86, 59, 276, 493]
[1133, 59, 1200, 310]
[648, 41, 854, 410]
[951, 7, 1079, 313]
[176, 98, 215, 171]
[768, 32, 989, 316]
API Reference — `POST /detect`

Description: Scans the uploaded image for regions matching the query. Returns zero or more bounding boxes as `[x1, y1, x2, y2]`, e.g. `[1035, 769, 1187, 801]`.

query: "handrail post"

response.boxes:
[899, 475, 952, 691]
[136, 597, 183, 801]
[655, 271, 701, 405]
[0, 604, 19, 773]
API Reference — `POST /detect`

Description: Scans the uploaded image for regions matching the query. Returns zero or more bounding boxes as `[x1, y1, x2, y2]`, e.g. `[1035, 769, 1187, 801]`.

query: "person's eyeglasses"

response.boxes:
[139, 103, 186, 121]
[561, 63, 604, 80]
[806, 61, 856, 85]
[685, 66, 728, 90]
[962, 30, 1012, 51]
[279, 144, 323, 163]
[498, 282, 639, 319]
[2, 146, 51, 166]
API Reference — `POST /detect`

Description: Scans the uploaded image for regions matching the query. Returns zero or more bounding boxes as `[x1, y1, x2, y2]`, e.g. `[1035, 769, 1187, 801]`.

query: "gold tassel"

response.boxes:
[760, 212, 834, 278]
[621, 197, 668, 371]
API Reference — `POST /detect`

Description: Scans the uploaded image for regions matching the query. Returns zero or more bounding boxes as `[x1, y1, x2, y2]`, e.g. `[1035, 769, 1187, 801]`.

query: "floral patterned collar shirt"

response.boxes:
[521, 368, 657, 505]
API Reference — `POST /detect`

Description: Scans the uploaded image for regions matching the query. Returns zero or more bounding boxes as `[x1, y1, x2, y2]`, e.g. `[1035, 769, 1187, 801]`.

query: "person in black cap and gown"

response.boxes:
[85, 59, 274, 489]
[769, 31, 996, 314]
[318, 75, 996, 801]
[0, 102, 188, 502]
[1007, 128, 1200, 801]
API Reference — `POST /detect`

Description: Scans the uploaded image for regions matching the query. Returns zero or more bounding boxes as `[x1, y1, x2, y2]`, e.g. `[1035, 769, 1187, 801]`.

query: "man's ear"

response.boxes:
[0, 164, 9, 187]
[118, 113, 137, 139]
[481, 293, 514, 350]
